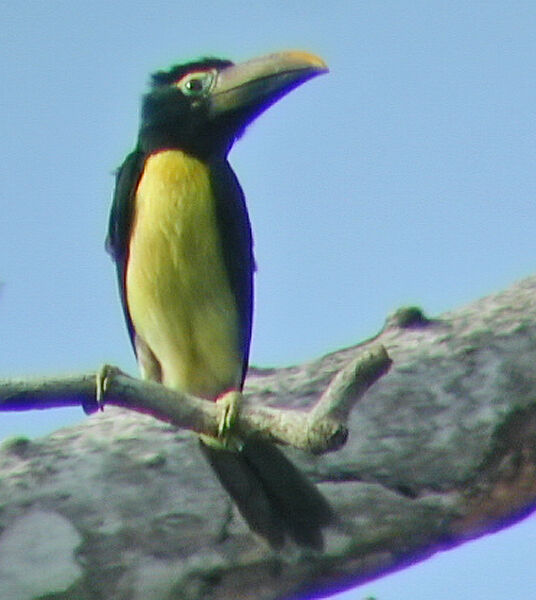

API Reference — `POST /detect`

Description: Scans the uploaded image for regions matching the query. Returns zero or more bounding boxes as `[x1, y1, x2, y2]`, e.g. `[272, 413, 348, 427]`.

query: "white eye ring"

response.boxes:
[178, 70, 215, 96]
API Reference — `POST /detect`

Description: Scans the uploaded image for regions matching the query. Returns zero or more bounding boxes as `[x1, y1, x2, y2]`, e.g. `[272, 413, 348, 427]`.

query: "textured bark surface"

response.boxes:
[1, 276, 536, 600]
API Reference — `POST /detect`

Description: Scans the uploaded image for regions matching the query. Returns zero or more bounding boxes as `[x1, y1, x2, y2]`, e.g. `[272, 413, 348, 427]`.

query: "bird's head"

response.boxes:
[138, 50, 328, 158]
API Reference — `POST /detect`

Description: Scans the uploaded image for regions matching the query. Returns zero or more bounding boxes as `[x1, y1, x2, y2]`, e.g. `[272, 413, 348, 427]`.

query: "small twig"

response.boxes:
[311, 345, 392, 423]
[0, 345, 391, 454]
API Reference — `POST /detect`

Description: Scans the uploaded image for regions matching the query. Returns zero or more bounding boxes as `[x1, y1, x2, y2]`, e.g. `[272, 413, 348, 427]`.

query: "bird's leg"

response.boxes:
[215, 389, 243, 450]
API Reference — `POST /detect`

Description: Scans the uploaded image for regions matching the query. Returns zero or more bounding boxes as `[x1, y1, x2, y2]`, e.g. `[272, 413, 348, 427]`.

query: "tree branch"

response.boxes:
[0, 345, 391, 455]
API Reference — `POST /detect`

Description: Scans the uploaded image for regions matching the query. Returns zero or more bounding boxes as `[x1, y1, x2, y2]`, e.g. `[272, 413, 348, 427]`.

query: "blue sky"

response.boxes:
[1, 2, 535, 598]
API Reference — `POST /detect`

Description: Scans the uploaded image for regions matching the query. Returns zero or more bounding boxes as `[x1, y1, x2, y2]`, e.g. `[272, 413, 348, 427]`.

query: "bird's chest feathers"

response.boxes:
[132, 151, 219, 267]
[126, 150, 240, 395]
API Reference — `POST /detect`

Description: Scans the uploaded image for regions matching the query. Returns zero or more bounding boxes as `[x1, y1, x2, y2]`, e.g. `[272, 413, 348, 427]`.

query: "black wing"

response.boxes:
[106, 149, 146, 352]
[210, 159, 255, 387]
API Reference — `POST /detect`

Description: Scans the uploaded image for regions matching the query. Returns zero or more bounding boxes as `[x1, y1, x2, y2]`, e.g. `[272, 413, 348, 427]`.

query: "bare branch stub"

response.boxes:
[311, 345, 392, 423]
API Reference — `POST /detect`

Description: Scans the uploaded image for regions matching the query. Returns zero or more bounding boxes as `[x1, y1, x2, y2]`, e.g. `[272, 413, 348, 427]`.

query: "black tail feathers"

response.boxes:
[199, 437, 333, 549]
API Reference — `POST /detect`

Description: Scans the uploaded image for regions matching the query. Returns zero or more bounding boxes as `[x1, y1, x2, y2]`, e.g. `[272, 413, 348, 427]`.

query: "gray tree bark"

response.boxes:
[0, 276, 535, 600]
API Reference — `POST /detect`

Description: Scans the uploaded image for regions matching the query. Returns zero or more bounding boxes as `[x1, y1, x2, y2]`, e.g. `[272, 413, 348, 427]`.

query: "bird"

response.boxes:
[106, 50, 333, 549]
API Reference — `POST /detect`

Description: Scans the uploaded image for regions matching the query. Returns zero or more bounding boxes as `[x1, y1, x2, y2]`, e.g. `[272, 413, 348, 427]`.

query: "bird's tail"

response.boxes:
[199, 437, 333, 549]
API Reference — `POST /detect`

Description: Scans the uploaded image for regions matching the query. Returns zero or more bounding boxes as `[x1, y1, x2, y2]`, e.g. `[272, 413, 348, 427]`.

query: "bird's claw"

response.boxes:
[95, 364, 117, 412]
[216, 390, 243, 449]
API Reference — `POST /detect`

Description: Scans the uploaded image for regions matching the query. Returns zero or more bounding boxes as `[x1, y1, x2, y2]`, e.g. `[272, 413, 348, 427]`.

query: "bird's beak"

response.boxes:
[209, 50, 328, 123]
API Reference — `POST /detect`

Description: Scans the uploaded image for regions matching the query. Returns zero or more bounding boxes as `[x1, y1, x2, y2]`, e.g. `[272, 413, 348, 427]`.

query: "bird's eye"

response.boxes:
[178, 71, 215, 96]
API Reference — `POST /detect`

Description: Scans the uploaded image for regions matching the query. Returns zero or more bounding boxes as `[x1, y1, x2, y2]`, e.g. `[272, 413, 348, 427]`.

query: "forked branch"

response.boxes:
[0, 345, 391, 454]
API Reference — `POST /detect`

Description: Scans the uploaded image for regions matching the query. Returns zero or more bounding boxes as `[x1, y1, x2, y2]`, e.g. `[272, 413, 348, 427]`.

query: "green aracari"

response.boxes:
[106, 50, 333, 548]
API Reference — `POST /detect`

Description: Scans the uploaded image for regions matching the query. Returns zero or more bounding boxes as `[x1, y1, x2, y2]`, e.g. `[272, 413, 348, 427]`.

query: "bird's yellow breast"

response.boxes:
[126, 150, 242, 399]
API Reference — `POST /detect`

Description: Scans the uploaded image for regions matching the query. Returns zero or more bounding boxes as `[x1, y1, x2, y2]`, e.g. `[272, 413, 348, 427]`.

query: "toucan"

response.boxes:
[106, 51, 333, 548]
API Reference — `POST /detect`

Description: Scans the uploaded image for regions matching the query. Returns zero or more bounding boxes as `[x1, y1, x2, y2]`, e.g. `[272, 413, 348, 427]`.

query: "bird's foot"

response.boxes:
[215, 389, 243, 450]
[94, 364, 121, 413]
